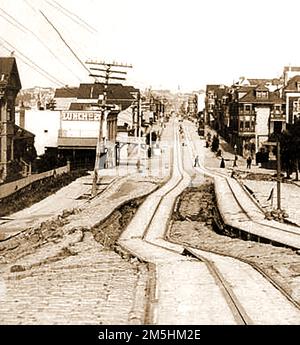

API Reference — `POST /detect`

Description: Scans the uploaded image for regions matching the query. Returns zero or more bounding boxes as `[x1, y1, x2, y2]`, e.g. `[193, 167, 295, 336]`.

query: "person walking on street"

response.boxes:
[233, 155, 238, 167]
[246, 156, 252, 169]
[220, 157, 225, 168]
[194, 155, 200, 167]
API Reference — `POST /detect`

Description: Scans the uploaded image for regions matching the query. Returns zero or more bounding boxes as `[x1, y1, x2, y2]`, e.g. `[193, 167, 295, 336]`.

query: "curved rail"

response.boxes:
[182, 122, 300, 243]
[119, 118, 300, 324]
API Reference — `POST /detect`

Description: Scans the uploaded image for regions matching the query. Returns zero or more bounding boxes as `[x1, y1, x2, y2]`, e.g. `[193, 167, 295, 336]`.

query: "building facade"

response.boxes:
[0, 57, 22, 181]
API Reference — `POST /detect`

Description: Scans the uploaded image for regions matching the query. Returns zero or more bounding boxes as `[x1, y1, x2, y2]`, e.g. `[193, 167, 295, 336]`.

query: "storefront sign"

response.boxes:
[61, 111, 101, 121]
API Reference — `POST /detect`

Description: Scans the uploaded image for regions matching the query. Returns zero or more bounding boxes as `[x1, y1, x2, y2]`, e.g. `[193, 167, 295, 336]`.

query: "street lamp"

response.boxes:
[276, 136, 281, 211]
[233, 144, 237, 167]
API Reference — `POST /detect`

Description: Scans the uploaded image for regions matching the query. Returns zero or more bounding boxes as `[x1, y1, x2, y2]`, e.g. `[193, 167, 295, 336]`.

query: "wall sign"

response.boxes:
[61, 111, 101, 121]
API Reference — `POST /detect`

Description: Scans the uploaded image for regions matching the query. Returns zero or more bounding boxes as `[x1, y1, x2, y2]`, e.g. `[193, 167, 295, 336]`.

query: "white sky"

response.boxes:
[1, 0, 300, 92]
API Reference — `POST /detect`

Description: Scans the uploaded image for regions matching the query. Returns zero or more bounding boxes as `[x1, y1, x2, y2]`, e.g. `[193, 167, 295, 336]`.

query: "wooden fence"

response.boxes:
[0, 164, 70, 200]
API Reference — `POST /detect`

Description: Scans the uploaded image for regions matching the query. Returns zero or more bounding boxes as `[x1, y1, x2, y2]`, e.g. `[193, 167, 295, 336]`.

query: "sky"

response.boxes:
[1, 0, 300, 92]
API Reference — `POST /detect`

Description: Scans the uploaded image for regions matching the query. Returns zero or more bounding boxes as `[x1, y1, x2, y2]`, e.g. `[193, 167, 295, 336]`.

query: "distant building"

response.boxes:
[233, 84, 285, 156]
[53, 87, 79, 111]
[73, 83, 136, 111]
[205, 85, 220, 125]
[205, 77, 286, 158]
[0, 57, 35, 182]
[283, 66, 300, 86]
[283, 75, 300, 125]
[15, 109, 60, 155]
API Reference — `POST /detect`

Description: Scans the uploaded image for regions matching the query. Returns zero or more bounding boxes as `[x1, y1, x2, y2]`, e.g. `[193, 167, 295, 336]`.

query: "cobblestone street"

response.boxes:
[0, 176, 160, 324]
[0, 232, 147, 325]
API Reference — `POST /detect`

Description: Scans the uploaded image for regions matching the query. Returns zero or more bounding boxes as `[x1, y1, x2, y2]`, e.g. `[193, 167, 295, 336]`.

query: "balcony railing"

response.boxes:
[270, 111, 285, 120]
[239, 110, 256, 116]
[58, 129, 98, 138]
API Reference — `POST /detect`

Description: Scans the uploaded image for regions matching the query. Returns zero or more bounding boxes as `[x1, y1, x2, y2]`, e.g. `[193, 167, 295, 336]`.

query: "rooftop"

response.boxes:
[54, 87, 79, 98]
[0, 57, 21, 90]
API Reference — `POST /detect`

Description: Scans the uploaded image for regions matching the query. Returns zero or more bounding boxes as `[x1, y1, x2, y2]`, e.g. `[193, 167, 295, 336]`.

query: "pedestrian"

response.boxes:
[233, 155, 238, 167]
[246, 156, 252, 169]
[194, 155, 200, 167]
[220, 157, 225, 168]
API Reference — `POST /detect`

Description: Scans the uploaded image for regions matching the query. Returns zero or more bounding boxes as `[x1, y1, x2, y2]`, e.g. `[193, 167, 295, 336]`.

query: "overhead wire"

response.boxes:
[1, 2, 82, 81]
[0, 10, 27, 33]
[1, 8, 32, 33]
[0, 41, 81, 99]
[0, 37, 67, 86]
[39, 10, 91, 75]
[45, 0, 97, 34]
[0, 2, 94, 95]
[22, 0, 38, 13]
[0, 44, 63, 87]
[42, 0, 94, 59]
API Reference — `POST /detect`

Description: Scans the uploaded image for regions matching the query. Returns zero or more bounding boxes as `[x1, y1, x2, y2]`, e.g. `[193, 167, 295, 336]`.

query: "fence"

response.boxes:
[0, 164, 70, 200]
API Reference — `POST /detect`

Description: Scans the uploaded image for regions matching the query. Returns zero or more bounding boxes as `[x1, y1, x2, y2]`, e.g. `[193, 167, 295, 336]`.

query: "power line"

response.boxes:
[0, 8, 31, 33]
[1, 42, 81, 99]
[45, 0, 97, 34]
[0, 37, 67, 86]
[42, 0, 95, 58]
[0, 11, 27, 33]
[86, 59, 133, 196]
[0, 43, 64, 87]
[39, 10, 91, 76]
[1, 2, 82, 81]
[23, 0, 38, 13]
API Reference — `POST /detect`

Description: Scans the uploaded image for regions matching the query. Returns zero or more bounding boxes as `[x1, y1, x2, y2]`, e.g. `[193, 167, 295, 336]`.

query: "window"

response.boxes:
[275, 105, 281, 112]
[244, 104, 251, 113]
[293, 99, 300, 112]
[6, 100, 13, 121]
[274, 121, 282, 134]
[297, 82, 300, 92]
[257, 91, 268, 98]
[245, 121, 250, 130]
[6, 143, 11, 161]
[261, 91, 268, 98]
[239, 121, 244, 130]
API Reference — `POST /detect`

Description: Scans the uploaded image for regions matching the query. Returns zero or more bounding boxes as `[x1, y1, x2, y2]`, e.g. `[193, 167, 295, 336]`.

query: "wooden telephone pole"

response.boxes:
[276, 137, 281, 210]
[86, 60, 132, 197]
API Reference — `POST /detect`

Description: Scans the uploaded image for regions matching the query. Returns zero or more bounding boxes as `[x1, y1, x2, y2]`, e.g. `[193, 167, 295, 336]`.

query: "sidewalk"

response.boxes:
[186, 121, 300, 227]
[0, 120, 177, 325]
[112, 121, 172, 181]
[204, 126, 277, 176]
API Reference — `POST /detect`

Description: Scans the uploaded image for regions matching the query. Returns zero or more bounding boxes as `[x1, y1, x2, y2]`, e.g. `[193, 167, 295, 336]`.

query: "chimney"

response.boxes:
[20, 102, 25, 128]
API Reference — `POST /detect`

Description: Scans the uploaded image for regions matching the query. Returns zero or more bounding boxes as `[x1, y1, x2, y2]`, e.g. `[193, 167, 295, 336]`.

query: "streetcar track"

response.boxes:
[183, 248, 253, 325]
[179, 122, 300, 311]
[137, 120, 256, 324]
[183, 122, 300, 240]
[120, 118, 300, 324]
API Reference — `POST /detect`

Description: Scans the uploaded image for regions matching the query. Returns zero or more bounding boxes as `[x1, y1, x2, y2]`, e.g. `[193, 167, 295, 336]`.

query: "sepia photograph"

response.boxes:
[0, 0, 300, 337]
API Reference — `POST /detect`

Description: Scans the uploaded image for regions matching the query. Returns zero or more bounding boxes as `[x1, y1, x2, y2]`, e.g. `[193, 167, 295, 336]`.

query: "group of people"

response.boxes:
[193, 154, 253, 170]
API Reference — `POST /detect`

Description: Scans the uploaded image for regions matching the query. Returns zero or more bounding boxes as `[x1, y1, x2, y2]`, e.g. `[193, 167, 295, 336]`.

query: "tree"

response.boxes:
[273, 119, 300, 179]
[211, 135, 220, 153]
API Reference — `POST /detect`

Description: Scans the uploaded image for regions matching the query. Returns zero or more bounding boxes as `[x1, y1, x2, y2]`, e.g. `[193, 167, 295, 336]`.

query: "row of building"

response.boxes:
[0, 56, 170, 183]
[205, 66, 300, 159]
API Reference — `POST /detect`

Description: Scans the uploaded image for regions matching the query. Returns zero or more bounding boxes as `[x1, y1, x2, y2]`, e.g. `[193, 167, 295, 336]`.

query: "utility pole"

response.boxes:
[137, 92, 142, 172]
[276, 137, 281, 210]
[86, 60, 132, 197]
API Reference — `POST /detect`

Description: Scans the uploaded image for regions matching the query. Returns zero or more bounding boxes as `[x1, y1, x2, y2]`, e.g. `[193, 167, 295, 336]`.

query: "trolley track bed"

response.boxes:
[117, 119, 300, 325]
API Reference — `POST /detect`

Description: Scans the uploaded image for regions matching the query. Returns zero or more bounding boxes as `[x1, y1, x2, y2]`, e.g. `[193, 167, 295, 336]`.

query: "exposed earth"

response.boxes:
[168, 179, 300, 304]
